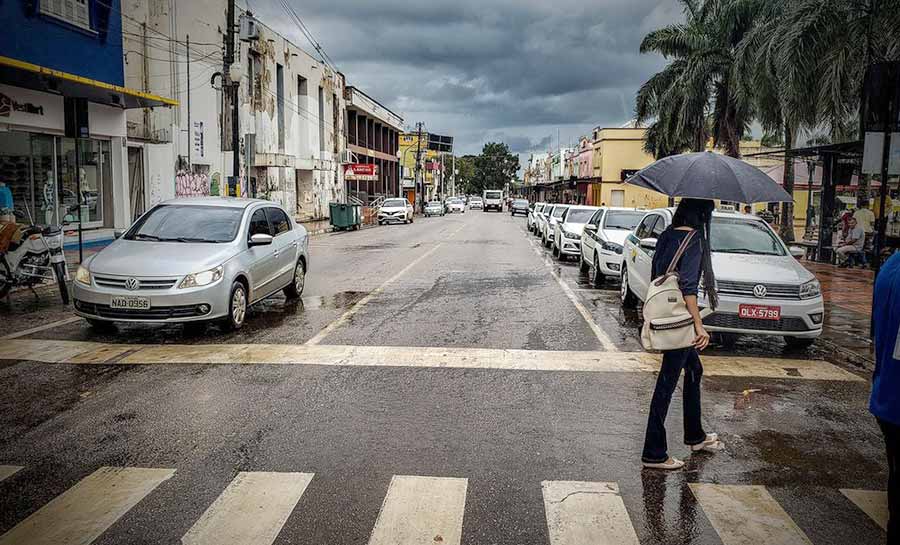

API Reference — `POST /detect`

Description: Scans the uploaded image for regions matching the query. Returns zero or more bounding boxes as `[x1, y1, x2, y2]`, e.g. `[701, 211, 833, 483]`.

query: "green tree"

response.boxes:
[636, 0, 756, 158]
[453, 155, 477, 195]
[473, 142, 520, 193]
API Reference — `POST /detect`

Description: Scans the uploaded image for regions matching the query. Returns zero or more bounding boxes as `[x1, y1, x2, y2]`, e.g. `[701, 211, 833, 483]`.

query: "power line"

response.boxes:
[276, 0, 338, 72]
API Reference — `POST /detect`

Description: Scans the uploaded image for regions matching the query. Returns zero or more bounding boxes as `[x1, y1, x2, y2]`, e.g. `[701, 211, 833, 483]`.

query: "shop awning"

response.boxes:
[0, 55, 178, 109]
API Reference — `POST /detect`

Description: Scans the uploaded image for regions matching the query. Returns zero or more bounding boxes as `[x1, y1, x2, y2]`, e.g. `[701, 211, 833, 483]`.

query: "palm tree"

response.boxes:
[636, 0, 755, 159]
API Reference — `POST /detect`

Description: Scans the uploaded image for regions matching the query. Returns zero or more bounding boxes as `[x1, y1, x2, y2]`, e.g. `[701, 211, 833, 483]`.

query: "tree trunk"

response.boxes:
[779, 122, 796, 242]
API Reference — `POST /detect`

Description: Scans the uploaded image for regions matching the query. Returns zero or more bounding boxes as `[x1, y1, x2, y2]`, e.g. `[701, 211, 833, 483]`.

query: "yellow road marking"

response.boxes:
[0, 339, 863, 381]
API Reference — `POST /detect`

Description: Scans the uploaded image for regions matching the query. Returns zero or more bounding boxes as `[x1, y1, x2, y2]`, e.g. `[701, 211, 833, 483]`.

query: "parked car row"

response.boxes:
[523, 201, 825, 348]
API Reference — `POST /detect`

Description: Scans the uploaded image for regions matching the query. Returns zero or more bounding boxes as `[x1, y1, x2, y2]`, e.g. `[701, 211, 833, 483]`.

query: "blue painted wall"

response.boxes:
[0, 0, 124, 86]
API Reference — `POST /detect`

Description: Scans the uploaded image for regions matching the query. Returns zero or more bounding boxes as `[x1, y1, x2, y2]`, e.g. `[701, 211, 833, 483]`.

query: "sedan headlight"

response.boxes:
[602, 241, 624, 254]
[179, 265, 224, 289]
[75, 265, 91, 285]
[799, 279, 821, 300]
[563, 230, 581, 239]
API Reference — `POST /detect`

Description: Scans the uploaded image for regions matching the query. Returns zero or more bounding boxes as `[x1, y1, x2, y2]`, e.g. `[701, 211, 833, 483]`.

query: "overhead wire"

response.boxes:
[276, 0, 338, 72]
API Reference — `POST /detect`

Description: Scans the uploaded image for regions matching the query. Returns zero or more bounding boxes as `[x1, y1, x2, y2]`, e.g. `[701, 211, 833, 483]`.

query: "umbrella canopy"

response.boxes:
[625, 151, 793, 203]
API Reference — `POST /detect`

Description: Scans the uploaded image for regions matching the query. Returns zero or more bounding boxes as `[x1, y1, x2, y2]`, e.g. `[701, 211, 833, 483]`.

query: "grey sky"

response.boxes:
[257, 0, 683, 158]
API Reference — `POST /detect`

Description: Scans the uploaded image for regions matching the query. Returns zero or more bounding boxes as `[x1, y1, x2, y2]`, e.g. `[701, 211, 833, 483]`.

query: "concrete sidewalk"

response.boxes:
[802, 260, 874, 366]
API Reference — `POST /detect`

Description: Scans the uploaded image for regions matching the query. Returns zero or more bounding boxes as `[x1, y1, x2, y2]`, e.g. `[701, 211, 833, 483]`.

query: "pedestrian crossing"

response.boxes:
[0, 466, 888, 544]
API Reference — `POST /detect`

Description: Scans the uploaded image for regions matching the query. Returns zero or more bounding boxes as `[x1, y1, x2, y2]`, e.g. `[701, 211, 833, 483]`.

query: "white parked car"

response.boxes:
[534, 203, 554, 238]
[620, 208, 824, 348]
[528, 202, 546, 232]
[447, 198, 466, 213]
[551, 205, 600, 260]
[378, 198, 415, 225]
[424, 201, 445, 217]
[542, 204, 569, 248]
[580, 207, 646, 284]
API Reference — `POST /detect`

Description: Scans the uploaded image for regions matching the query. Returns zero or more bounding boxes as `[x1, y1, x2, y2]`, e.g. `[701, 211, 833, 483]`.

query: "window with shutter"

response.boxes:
[40, 0, 92, 31]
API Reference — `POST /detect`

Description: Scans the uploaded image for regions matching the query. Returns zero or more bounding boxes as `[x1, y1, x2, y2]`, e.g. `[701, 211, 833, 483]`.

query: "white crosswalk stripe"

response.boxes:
[689, 483, 813, 545]
[0, 465, 23, 482]
[367, 475, 468, 545]
[541, 481, 640, 545]
[0, 466, 175, 545]
[182, 471, 314, 545]
[841, 488, 889, 531]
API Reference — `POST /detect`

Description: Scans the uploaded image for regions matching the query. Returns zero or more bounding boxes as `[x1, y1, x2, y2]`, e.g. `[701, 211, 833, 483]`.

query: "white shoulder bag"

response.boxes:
[641, 230, 713, 351]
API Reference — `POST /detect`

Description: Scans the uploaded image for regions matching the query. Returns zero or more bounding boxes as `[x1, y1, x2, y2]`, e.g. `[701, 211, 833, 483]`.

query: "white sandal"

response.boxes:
[691, 433, 725, 452]
[642, 457, 685, 470]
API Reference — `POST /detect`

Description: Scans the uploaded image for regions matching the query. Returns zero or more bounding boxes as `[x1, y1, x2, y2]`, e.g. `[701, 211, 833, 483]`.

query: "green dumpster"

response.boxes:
[329, 202, 361, 231]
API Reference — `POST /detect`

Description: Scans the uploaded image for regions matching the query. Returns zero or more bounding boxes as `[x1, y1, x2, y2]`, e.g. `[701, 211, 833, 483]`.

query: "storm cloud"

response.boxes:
[258, 0, 682, 157]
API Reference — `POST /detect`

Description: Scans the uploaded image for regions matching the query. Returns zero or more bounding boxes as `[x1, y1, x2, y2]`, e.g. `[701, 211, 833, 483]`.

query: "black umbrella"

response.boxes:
[624, 151, 792, 203]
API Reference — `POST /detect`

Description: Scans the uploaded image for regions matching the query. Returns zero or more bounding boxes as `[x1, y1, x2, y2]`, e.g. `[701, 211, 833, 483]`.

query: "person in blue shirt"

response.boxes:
[642, 198, 724, 470]
[871, 251, 900, 543]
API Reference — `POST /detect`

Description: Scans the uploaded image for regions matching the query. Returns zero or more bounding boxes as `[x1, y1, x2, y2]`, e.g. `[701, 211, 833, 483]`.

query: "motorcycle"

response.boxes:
[0, 223, 69, 304]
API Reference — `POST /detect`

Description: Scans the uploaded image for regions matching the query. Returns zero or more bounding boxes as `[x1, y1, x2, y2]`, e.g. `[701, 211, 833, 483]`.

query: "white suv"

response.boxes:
[542, 205, 569, 248]
[620, 208, 824, 348]
[483, 190, 503, 212]
[552, 205, 600, 260]
[580, 208, 646, 284]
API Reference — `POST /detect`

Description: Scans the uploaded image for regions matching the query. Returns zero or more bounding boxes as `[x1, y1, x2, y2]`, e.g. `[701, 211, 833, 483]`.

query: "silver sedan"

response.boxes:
[73, 197, 309, 330]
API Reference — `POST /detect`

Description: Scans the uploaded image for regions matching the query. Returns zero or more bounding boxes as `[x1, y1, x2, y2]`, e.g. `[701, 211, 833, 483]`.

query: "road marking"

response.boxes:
[527, 236, 617, 351]
[0, 339, 863, 381]
[840, 489, 888, 530]
[689, 483, 812, 545]
[367, 475, 467, 545]
[0, 465, 23, 482]
[1, 316, 83, 340]
[306, 223, 467, 345]
[0, 466, 174, 545]
[182, 471, 314, 545]
[542, 481, 639, 545]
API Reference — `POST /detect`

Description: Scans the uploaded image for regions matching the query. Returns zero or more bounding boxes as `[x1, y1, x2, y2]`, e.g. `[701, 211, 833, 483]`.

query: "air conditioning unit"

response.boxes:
[340, 149, 353, 164]
[239, 14, 260, 41]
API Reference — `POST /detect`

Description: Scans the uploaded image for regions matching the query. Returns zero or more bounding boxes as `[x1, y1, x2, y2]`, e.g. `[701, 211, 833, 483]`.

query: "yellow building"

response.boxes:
[399, 133, 443, 202]
[589, 127, 668, 209]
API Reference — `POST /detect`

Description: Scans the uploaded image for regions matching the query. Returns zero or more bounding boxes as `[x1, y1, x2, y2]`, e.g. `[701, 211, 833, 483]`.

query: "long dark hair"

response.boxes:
[671, 198, 718, 309]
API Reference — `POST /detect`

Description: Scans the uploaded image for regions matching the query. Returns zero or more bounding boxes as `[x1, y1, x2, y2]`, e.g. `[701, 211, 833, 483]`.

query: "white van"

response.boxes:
[483, 190, 503, 212]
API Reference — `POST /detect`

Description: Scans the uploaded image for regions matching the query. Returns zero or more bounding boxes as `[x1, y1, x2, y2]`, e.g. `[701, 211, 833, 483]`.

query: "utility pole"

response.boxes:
[186, 35, 191, 170]
[415, 122, 423, 212]
[224, 0, 240, 195]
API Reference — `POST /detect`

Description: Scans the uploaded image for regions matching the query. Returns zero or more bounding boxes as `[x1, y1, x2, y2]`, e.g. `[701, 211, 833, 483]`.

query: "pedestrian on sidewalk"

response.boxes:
[870, 251, 900, 543]
[642, 198, 724, 470]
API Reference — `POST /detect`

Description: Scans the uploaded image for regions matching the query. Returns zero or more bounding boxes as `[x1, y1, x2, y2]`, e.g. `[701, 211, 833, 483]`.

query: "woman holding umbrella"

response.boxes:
[641, 198, 724, 469]
[624, 152, 792, 470]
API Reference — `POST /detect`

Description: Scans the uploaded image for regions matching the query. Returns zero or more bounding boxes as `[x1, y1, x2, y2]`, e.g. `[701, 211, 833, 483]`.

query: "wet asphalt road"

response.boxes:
[0, 210, 889, 544]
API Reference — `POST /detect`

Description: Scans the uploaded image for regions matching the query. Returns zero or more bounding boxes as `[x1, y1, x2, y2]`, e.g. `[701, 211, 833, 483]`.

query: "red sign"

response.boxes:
[738, 304, 781, 321]
[426, 161, 441, 171]
[344, 163, 378, 181]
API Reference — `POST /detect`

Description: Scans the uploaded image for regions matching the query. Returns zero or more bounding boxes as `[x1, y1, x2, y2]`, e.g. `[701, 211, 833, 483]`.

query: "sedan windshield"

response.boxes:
[604, 211, 645, 230]
[551, 206, 568, 219]
[564, 209, 595, 223]
[513, 199, 528, 206]
[383, 199, 407, 208]
[711, 217, 786, 256]
[126, 205, 243, 243]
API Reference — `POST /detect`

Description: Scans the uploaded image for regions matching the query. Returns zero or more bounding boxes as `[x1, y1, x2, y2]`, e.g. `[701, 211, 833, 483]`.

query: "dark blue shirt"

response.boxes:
[651, 227, 703, 296]
[870, 251, 900, 425]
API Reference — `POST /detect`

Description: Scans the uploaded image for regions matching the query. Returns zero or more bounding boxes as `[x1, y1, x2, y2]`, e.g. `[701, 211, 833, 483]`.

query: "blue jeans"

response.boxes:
[879, 418, 899, 544]
[642, 347, 708, 463]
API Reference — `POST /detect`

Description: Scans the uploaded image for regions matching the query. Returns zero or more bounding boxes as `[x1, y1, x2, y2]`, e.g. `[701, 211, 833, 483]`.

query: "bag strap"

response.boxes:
[665, 230, 697, 275]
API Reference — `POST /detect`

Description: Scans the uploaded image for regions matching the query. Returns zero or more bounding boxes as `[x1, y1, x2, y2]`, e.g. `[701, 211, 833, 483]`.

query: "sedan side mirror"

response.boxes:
[249, 233, 274, 246]
[584, 224, 598, 233]
[639, 238, 658, 250]
[113, 230, 125, 240]
[789, 246, 806, 259]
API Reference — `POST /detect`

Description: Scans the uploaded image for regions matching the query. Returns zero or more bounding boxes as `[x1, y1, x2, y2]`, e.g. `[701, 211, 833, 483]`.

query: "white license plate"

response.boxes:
[739, 304, 781, 320]
[110, 296, 150, 310]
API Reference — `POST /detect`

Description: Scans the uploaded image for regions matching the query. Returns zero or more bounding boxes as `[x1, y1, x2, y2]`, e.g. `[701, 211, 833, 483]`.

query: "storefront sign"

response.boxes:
[0, 84, 63, 132]
[0, 92, 44, 117]
[344, 163, 378, 181]
[193, 121, 205, 158]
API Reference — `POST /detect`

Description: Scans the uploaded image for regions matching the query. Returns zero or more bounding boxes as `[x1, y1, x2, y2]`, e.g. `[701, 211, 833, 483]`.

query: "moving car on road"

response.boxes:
[551, 205, 600, 260]
[528, 202, 546, 232]
[469, 197, 484, 210]
[424, 201, 445, 217]
[542, 204, 569, 248]
[483, 190, 504, 212]
[447, 198, 466, 214]
[72, 198, 309, 331]
[580, 207, 645, 284]
[620, 208, 824, 348]
[378, 198, 415, 225]
[510, 199, 529, 217]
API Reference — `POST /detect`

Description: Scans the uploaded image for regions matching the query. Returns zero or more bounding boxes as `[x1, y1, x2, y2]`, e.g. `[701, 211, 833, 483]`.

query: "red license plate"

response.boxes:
[739, 304, 781, 320]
